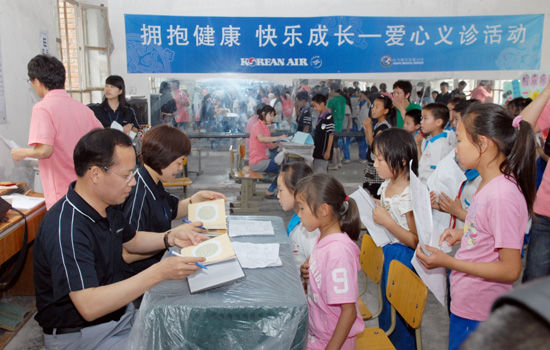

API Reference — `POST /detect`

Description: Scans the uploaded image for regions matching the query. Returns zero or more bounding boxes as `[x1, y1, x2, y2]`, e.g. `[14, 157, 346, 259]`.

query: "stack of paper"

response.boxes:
[228, 219, 275, 237]
[1, 194, 44, 210]
[188, 199, 227, 234]
[349, 187, 397, 247]
[232, 242, 282, 268]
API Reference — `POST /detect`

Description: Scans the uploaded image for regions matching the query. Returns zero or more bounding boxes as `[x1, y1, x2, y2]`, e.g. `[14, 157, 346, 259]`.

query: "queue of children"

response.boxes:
[284, 80, 548, 350]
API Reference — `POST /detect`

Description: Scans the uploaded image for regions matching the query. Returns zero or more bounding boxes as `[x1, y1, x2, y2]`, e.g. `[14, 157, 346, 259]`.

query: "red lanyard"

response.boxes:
[449, 180, 467, 229]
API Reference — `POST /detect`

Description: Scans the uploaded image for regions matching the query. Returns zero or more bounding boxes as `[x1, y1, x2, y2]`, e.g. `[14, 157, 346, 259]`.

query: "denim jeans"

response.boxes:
[338, 136, 350, 160]
[522, 214, 550, 282]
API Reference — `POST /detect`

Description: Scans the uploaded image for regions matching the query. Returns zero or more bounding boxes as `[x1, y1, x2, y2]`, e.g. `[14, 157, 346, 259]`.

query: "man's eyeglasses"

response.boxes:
[103, 166, 138, 183]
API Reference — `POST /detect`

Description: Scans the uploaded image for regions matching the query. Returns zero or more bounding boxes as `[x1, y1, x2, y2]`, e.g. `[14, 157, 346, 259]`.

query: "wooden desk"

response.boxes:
[0, 192, 46, 295]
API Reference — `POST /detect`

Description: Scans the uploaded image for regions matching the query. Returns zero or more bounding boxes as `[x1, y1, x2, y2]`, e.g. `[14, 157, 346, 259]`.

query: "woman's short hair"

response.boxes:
[141, 125, 191, 174]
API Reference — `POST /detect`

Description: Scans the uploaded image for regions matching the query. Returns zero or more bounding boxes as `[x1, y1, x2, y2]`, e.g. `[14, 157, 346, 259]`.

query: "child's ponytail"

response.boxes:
[463, 104, 536, 215]
[338, 197, 360, 241]
[506, 117, 536, 215]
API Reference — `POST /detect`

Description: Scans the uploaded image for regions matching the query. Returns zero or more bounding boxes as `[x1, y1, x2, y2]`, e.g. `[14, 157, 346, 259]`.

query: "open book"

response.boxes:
[181, 234, 245, 293]
[180, 234, 236, 265]
[188, 198, 227, 234]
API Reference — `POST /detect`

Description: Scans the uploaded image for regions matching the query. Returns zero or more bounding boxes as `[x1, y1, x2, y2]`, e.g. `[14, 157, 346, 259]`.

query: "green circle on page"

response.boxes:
[197, 205, 216, 221]
[195, 242, 219, 258]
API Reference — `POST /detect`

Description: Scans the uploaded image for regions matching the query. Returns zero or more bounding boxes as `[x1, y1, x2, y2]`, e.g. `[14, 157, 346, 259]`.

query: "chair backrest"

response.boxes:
[360, 234, 384, 284]
[238, 143, 246, 160]
[386, 260, 428, 329]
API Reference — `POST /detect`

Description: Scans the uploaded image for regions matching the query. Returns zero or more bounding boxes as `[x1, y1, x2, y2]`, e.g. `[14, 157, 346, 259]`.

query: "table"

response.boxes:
[0, 190, 46, 295]
[279, 142, 314, 165]
[127, 216, 308, 350]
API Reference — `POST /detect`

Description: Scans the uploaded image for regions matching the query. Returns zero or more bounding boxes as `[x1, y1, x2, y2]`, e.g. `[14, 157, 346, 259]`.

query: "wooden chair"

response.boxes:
[238, 143, 246, 170]
[356, 260, 428, 350]
[162, 157, 192, 196]
[357, 234, 384, 320]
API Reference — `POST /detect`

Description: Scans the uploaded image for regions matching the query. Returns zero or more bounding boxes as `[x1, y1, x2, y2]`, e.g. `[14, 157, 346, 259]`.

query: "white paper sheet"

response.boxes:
[426, 151, 467, 238]
[349, 187, 397, 247]
[1, 136, 38, 161]
[1, 135, 19, 149]
[409, 161, 448, 307]
[1, 194, 45, 210]
[228, 219, 275, 237]
[110, 120, 124, 131]
[232, 242, 282, 268]
[187, 258, 245, 293]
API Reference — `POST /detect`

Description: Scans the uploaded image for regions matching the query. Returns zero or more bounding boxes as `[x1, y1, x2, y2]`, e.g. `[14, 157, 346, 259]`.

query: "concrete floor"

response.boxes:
[4, 143, 449, 349]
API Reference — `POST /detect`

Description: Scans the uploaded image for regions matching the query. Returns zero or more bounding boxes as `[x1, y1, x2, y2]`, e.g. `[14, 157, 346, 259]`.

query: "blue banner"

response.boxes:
[124, 14, 544, 73]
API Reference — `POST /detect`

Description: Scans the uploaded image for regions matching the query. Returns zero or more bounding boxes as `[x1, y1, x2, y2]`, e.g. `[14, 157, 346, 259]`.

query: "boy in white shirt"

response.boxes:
[416, 103, 453, 184]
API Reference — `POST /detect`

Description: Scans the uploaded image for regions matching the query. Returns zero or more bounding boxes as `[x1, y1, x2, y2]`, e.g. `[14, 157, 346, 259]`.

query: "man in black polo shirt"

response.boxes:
[34, 128, 206, 349]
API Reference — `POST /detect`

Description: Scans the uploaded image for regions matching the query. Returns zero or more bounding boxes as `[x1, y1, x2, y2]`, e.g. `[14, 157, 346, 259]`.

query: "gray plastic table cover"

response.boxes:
[126, 215, 308, 350]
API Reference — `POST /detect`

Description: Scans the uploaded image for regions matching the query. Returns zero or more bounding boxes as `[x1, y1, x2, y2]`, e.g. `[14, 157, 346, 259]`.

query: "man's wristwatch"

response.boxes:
[163, 231, 172, 250]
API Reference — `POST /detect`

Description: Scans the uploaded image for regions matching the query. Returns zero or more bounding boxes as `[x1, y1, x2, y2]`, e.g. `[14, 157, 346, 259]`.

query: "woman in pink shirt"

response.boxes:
[248, 105, 287, 198]
[295, 174, 364, 350]
[417, 103, 536, 350]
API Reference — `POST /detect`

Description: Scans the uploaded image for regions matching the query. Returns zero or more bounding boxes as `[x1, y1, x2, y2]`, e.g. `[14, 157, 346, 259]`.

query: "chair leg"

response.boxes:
[415, 328, 423, 350]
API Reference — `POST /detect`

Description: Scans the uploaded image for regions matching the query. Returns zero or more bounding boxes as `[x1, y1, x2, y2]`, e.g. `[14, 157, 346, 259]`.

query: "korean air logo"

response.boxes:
[381, 55, 392, 67]
[310, 56, 322, 69]
[242, 57, 257, 66]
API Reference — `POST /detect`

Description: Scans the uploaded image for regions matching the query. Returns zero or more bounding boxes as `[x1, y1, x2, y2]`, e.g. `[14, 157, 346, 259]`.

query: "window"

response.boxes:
[58, 0, 110, 104]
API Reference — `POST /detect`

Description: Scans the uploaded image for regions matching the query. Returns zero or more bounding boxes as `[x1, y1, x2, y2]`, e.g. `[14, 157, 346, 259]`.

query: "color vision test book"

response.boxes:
[181, 234, 245, 293]
[188, 198, 227, 234]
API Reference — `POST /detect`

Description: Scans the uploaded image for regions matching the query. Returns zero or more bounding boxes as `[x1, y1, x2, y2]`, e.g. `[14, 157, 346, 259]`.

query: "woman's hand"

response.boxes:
[122, 123, 133, 135]
[415, 245, 451, 269]
[190, 191, 227, 204]
[169, 222, 209, 248]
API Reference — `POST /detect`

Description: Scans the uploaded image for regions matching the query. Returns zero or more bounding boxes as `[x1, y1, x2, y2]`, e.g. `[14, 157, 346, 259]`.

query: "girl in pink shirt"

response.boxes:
[295, 174, 364, 350]
[417, 103, 536, 350]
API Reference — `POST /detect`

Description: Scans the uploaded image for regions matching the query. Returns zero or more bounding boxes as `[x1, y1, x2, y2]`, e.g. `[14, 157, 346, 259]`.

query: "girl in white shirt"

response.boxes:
[276, 161, 320, 267]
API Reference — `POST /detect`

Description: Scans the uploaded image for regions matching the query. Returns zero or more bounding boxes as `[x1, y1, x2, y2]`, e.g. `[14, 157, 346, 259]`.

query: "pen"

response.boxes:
[182, 218, 206, 230]
[169, 250, 208, 269]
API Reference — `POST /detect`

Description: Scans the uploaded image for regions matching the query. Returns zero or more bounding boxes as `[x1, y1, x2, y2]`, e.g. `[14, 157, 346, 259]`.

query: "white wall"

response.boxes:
[107, 0, 550, 98]
[0, 0, 59, 186]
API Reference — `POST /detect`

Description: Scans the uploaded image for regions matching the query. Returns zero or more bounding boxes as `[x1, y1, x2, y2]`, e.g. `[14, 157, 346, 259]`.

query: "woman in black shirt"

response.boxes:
[89, 75, 140, 133]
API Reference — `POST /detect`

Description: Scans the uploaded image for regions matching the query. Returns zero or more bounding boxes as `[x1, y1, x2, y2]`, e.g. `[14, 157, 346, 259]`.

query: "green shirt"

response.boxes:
[327, 95, 346, 132]
[396, 102, 421, 128]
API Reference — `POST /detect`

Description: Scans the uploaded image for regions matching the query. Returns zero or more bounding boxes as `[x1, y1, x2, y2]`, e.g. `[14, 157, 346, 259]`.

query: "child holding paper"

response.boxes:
[371, 128, 419, 349]
[295, 174, 363, 349]
[416, 103, 536, 350]
[276, 161, 320, 267]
